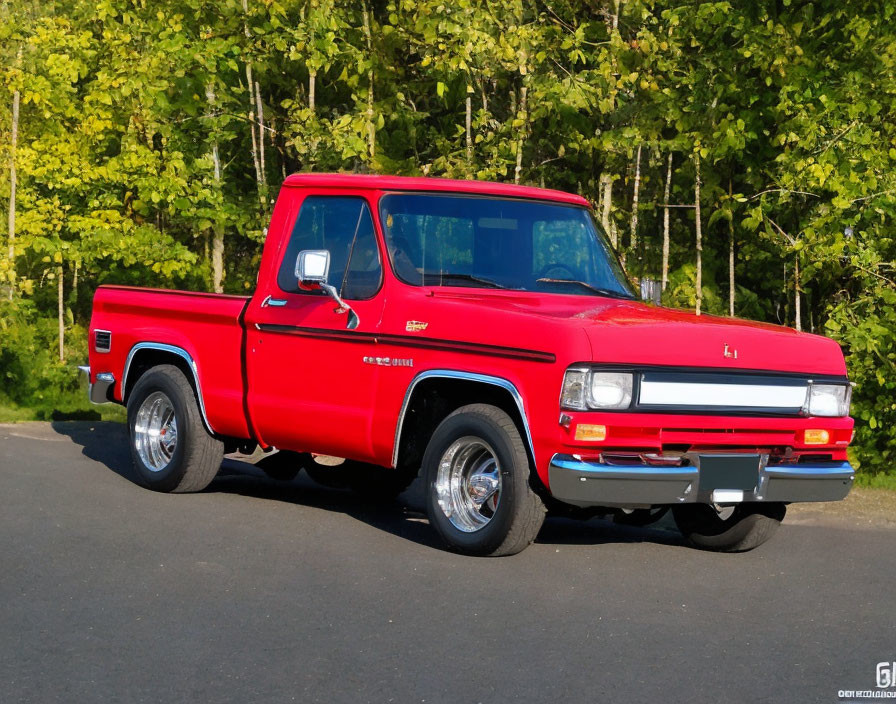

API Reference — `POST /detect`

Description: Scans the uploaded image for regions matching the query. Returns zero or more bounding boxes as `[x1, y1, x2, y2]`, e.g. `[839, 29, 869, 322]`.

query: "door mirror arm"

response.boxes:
[319, 282, 360, 330]
[295, 249, 360, 330]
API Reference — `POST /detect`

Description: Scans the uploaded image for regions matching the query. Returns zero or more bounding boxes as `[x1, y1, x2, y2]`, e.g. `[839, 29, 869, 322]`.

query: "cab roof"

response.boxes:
[282, 173, 591, 207]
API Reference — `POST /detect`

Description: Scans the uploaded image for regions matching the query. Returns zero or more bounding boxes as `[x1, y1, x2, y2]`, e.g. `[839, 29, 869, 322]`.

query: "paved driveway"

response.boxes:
[1, 422, 893, 703]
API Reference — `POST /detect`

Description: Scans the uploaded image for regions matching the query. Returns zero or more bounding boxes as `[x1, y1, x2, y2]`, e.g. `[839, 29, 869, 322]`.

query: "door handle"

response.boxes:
[261, 295, 288, 308]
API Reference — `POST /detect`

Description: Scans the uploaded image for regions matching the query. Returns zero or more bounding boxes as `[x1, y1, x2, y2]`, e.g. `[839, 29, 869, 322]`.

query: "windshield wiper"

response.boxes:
[429, 273, 508, 290]
[536, 278, 633, 299]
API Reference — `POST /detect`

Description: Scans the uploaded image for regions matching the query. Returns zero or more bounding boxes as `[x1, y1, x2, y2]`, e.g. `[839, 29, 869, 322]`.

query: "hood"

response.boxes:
[425, 290, 847, 376]
[573, 298, 847, 376]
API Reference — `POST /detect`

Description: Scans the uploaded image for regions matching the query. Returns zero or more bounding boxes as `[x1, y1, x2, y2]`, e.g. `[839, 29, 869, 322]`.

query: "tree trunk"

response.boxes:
[361, 3, 375, 160]
[246, 72, 262, 193]
[728, 178, 735, 317]
[57, 264, 64, 361]
[514, 53, 529, 185]
[661, 152, 672, 291]
[7, 67, 19, 299]
[308, 70, 316, 112]
[601, 173, 615, 248]
[514, 85, 528, 185]
[242, 0, 264, 192]
[609, 0, 623, 107]
[794, 254, 802, 331]
[465, 87, 472, 169]
[271, 114, 288, 181]
[255, 80, 266, 194]
[211, 136, 224, 293]
[694, 151, 703, 316]
[212, 229, 224, 295]
[630, 144, 641, 251]
[206, 82, 225, 294]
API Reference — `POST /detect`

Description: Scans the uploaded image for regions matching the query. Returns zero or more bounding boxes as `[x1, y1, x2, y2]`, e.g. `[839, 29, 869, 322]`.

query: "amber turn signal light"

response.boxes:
[574, 424, 607, 442]
[803, 429, 830, 445]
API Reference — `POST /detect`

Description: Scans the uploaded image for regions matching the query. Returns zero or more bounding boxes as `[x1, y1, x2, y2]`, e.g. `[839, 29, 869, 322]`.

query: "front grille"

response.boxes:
[636, 371, 808, 415]
[94, 330, 111, 353]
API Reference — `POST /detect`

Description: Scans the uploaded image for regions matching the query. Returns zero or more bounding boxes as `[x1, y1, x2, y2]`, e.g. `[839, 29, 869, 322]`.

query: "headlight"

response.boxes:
[806, 383, 852, 417]
[561, 369, 633, 410]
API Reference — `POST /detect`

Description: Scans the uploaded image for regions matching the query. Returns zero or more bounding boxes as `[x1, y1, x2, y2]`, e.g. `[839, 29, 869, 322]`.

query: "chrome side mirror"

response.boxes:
[295, 249, 360, 330]
[295, 249, 330, 286]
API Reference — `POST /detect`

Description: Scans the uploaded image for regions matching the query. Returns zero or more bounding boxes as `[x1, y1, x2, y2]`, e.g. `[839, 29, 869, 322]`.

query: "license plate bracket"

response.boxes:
[699, 454, 760, 492]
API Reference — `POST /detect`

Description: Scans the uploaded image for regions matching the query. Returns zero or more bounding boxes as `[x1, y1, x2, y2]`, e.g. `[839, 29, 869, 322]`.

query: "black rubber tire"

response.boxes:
[304, 459, 417, 500]
[127, 365, 224, 493]
[672, 502, 786, 552]
[423, 404, 546, 557]
[256, 451, 305, 482]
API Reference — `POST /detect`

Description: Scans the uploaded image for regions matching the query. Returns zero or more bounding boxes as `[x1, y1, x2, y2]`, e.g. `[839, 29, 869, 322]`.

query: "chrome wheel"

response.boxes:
[134, 391, 178, 472]
[434, 437, 502, 533]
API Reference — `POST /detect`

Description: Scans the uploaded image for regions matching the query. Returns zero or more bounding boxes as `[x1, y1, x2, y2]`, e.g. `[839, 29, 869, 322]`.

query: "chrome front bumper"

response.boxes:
[78, 366, 115, 405]
[548, 453, 855, 508]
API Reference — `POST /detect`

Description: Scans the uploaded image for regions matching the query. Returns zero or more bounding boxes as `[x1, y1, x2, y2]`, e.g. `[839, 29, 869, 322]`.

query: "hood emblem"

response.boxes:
[723, 343, 738, 360]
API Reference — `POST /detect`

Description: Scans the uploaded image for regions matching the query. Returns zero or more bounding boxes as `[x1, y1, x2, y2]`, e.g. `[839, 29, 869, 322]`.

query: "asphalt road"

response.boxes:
[1, 422, 894, 704]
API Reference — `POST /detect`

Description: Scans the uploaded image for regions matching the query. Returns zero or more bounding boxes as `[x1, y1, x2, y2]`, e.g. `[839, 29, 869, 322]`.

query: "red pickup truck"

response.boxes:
[83, 173, 855, 556]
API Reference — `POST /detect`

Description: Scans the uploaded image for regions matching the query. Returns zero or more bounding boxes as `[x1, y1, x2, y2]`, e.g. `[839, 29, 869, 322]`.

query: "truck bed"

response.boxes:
[89, 285, 252, 438]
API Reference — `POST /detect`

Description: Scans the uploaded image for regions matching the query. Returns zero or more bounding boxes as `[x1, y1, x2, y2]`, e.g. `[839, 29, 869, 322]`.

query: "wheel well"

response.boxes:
[123, 348, 199, 408]
[395, 377, 534, 475]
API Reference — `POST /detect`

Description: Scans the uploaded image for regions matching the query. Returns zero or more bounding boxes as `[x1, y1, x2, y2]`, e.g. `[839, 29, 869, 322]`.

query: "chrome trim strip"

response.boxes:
[122, 342, 215, 435]
[391, 369, 535, 468]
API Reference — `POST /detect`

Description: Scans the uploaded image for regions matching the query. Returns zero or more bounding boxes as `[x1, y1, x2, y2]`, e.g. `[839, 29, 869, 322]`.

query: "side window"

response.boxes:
[277, 196, 382, 300]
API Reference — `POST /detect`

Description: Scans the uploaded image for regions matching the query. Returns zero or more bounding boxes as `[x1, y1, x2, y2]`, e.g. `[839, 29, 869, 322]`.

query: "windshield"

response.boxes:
[379, 193, 634, 298]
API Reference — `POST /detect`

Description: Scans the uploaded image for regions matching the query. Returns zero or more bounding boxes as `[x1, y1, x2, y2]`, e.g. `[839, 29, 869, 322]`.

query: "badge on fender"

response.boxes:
[363, 356, 413, 367]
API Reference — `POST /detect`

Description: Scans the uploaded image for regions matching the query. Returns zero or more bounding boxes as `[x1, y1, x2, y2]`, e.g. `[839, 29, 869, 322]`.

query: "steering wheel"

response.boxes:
[536, 262, 581, 280]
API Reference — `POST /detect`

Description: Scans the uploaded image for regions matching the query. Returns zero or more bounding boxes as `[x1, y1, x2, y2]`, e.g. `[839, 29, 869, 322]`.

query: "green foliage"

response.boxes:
[0, 298, 121, 420]
[854, 472, 896, 492]
[1, 0, 894, 474]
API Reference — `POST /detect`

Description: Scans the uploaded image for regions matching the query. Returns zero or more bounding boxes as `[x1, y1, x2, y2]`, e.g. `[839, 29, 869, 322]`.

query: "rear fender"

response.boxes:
[122, 342, 215, 435]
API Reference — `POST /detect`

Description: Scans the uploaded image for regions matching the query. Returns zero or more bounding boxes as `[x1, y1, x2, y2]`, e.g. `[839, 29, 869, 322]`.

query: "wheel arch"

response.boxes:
[122, 343, 215, 435]
[392, 370, 536, 474]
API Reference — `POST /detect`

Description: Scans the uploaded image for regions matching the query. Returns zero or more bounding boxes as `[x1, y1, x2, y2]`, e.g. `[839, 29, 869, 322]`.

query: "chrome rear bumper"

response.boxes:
[548, 453, 854, 508]
[78, 366, 115, 405]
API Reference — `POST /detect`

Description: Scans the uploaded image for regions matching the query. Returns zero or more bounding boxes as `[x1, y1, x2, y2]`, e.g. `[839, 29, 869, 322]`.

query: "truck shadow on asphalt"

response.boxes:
[54, 420, 687, 553]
